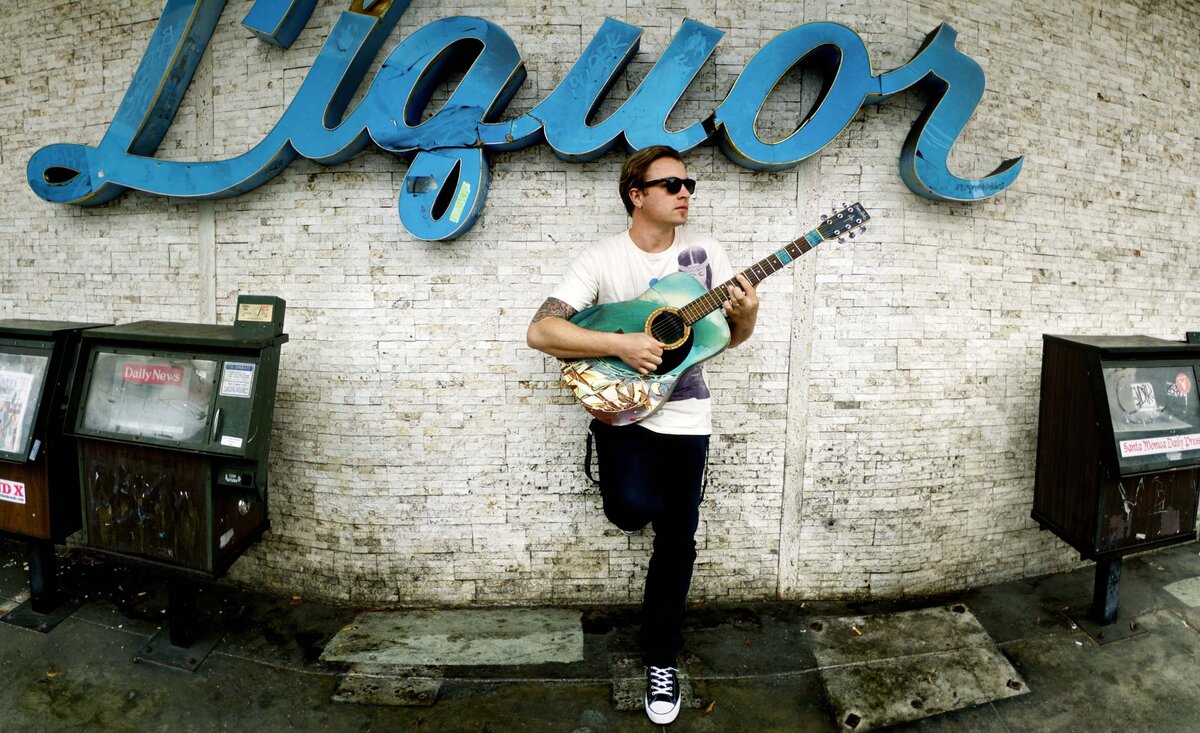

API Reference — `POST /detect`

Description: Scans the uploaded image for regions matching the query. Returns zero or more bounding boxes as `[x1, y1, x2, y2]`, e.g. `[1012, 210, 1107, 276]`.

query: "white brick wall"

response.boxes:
[1, 0, 1197, 605]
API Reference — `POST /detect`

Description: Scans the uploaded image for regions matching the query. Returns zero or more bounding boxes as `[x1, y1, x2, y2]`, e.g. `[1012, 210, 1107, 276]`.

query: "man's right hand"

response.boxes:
[612, 333, 665, 375]
[528, 298, 665, 374]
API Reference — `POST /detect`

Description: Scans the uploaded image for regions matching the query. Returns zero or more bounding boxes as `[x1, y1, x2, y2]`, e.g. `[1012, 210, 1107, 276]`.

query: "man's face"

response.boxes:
[631, 157, 691, 227]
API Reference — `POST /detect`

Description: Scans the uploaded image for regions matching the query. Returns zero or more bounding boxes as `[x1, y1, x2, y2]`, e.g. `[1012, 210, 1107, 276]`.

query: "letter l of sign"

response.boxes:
[28, 0, 227, 205]
[27, 1, 412, 204]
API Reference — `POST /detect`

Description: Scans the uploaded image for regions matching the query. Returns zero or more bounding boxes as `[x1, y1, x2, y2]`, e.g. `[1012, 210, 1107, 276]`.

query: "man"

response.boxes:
[527, 146, 759, 725]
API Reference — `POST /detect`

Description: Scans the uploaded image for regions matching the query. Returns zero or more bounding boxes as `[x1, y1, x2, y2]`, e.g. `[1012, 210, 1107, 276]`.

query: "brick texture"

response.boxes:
[1, 0, 1197, 605]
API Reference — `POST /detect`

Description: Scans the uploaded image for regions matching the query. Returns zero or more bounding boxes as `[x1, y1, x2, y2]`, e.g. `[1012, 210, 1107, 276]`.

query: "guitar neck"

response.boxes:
[680, 228, 824, 326]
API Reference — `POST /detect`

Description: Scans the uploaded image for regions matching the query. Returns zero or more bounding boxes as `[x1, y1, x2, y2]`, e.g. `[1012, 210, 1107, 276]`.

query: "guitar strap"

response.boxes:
[584, 429, 599, 486]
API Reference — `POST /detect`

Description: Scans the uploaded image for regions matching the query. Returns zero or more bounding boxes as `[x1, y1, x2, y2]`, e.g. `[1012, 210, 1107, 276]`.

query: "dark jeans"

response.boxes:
[590, 419, 709, 668]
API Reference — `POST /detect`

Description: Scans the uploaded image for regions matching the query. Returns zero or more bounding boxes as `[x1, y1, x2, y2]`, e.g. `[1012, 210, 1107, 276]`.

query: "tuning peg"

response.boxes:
[848, 232, 856, 239]
[837, 237, 846, 244]
[860, 225, 868, 235]
[820, 214, 828, 220]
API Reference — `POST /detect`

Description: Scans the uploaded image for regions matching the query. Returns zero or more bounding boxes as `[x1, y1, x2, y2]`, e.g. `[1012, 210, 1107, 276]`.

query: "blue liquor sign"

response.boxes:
[26, 0, 1022, 240]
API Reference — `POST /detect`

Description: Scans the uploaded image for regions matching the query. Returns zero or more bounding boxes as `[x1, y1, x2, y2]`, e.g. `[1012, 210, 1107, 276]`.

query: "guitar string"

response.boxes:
[647, 242, 803, 341]
[686, 241, 807, 321]
[640, 209, 863, 348]
[645, 243, 803, 342]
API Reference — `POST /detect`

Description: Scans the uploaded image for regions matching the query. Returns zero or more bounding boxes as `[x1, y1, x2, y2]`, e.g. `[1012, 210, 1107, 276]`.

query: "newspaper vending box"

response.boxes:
[0, 319, 108, 630]
[65, 296, 287, 666]
[1034, 334, 1200, 628]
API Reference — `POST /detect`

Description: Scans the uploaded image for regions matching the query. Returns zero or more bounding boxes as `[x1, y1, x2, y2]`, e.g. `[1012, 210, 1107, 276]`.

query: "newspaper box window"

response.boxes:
[0, 320, 109, 632]
[65, 296, 287, 669]
[0, 352, 50, 461]
[80, 355, 218, 445]
[1102, 365, 1200, 472]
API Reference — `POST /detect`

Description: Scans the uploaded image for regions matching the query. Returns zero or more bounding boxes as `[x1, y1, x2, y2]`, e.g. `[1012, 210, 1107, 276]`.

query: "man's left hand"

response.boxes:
[722, 274, 759, 346]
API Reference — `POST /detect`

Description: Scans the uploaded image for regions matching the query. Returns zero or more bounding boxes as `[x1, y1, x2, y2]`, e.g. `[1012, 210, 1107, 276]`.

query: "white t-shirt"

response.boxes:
[550, 228, 733, 435]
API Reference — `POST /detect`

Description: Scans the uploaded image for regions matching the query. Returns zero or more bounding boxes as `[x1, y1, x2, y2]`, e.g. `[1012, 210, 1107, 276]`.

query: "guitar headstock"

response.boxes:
[816, 202, 870, 243]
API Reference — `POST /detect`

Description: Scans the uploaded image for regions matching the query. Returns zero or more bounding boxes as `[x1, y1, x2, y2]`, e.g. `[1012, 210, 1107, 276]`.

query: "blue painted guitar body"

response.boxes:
[560, 272, 730, 426]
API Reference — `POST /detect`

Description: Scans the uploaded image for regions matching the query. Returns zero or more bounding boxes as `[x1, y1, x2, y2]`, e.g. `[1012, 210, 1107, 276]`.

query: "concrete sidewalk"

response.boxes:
[1, 537, 1199, 732]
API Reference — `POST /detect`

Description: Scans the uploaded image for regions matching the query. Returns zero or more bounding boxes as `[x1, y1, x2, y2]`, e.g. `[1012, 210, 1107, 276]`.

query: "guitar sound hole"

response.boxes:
[648, 311, 687, 345]
[646, 310, 693, 375]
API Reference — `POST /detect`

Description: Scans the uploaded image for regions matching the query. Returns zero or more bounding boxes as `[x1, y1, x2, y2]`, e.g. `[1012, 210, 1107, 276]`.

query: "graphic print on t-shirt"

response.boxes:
[672, 246, 713, 401]
[678, 246, 713, 288]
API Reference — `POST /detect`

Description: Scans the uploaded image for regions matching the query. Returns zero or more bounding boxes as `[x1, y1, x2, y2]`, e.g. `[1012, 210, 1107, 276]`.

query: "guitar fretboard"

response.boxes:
[680, 229, 823, 326]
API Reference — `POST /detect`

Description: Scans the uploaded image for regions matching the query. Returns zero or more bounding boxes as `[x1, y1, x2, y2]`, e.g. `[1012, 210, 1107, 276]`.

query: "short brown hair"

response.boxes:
[619, 146, 684, 215]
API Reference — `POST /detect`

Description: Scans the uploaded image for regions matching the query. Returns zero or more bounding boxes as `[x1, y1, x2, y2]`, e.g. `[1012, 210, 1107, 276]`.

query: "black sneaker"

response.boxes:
[644, 665, 681, 724]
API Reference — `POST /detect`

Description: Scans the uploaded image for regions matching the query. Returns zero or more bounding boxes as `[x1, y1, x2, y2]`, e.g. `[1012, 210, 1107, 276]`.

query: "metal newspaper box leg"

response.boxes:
[134, 577, 223, 672]
[1090, 557, 1122, 627]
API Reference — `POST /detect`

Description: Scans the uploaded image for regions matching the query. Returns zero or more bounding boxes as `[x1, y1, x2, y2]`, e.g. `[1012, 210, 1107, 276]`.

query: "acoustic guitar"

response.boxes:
[561, 203, 870, 425]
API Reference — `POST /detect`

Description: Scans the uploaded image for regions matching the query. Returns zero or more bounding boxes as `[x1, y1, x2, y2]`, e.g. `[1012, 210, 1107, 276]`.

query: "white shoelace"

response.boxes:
[647, 666, 678, 698]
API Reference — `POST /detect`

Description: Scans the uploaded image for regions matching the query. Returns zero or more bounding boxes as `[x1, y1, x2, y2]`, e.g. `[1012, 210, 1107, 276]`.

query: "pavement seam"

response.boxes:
[204, 647, 832, 684]
[207, 650, 351, 677]
[810, 644, 1006, 672]
[72, 614, 158, 639]
[363, 670, 826, 684]
[1157, 606, 1200, 636]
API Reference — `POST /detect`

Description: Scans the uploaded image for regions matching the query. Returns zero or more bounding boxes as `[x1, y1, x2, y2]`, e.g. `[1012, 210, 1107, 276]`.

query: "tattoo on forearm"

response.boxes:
[531, 297, 578, 323]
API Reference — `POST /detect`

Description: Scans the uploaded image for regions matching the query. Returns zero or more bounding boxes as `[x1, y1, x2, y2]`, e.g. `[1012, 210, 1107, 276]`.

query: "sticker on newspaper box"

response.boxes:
[0, 478, 27, 505]
[1120, 433, 1200, 458]
[219, 362, 255, 398]
[121, 363, 185, 386]
[237, 302, 274, 323]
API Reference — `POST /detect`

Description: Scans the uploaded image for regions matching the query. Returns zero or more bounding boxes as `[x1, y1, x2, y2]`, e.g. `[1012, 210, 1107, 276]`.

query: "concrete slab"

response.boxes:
[332, 663, 443, 706]
[1163, 576, 1200, 606]
[321, 608, 584, 666]
[0, 588, 29, 617]
[809, 604, 1028, 731]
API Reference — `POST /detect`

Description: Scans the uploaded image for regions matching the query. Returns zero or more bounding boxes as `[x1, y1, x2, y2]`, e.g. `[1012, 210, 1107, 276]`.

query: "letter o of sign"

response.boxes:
[714, 22, 873, 171]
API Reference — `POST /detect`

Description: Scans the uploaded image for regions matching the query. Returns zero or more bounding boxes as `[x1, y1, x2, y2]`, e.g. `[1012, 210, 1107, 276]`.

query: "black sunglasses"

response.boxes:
[637, 177, 696, 195]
